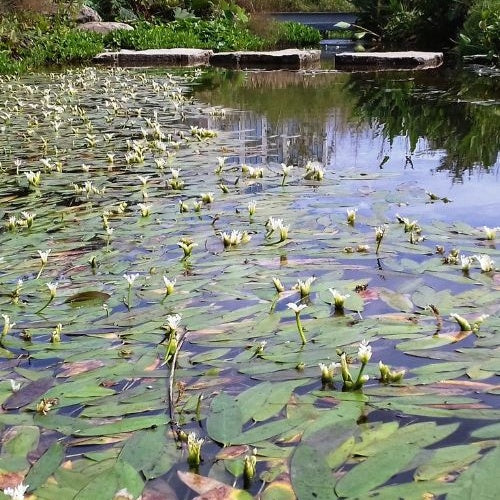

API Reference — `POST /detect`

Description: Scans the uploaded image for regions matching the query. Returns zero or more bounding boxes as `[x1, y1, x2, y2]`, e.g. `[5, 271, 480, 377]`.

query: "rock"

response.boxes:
[334, 51, 444, 70]
[94, 49, 213, 67]
[76, 5, 102, 23]
[210, 49, 321, 70]
[78, 22, 133, 35]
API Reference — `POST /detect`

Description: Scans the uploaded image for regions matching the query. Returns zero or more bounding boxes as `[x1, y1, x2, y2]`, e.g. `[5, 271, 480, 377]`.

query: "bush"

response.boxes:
[105, 18, 265, 51]
[459, 0, 500, 56]
[272, 22, 321, 48]
[0, 13, 104, 73]
[350, 0, 472, 49]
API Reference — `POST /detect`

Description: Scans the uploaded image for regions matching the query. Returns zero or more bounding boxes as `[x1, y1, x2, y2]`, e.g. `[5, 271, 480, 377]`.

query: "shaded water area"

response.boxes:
[0, 64, 499, 499]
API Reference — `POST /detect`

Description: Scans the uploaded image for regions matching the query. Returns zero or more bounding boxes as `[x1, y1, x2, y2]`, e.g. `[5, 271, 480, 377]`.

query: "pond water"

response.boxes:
[0, 65, 499, 499]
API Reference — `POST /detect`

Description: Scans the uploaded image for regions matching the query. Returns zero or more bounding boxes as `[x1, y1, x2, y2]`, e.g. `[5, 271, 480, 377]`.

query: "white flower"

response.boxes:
[25, 170, 41, 186]
[272, 276, 285, 293]
[2, 314, 15, 336]
[358, 339, 372, 364]
[248, 200, 257, 216]
[216, 157, 226, 168]
[287, 302, 308, 314]
[113, 489, 134, 500]
[165, 314, 182, 331]
[3, 483, 29, 500]
[295, 276, 316, 297]
[138, 203, 151, 217]
[163, 276, 176, 295]
[170, 168, 181, 179]
[201, 192, 214, 204]
[46, 282, 58, 298]
[38, 249, 51, 265]
[137, 175, 149, 186]
[346, 208, 357, 224]
[450, 313, 471, 331]
[279, 224, 289, 242]
[281, 163, 293, 176]
[319, 362, 338, 384]
[483, 226, 499, 240]
[123, 273, 139, 286]
[474, 254, 495, 272]
[329, 288, 350, 309]
[460, 255, 474, 272]
[9, 379, 21, 392]
[266, 216, 283, 233]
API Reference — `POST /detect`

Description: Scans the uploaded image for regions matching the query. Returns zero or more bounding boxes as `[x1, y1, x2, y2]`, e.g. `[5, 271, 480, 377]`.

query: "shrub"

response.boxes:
[458, 0, 500, 56]
[0, 13, 104, 73]
[272, 21, 321, 48]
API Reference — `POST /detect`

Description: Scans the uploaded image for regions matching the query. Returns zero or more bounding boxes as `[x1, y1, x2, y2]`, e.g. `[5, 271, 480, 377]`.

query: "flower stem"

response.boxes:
[36, 264, 45, 280]
[354, 362, 367, 388]
[295, 313, 307, 345]
[35, 296, 53, 314]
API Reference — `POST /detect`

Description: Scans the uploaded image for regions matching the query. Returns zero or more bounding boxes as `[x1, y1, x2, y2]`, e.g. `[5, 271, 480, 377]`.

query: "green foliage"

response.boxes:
[350, 0, 472, 49]
[272, 21, 322, 48]
[105, 18, 266, 51]
[0, 13, 104, 73]
[458, 0, 500, 57]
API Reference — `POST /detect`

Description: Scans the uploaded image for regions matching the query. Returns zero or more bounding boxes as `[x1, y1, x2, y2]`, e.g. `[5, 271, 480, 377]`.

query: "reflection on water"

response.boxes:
[193, 67, 500, 180]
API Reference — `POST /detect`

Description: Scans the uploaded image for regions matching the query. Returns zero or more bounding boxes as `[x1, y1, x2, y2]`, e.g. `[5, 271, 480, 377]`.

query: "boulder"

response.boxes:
[94, 48, 213, 67]
[334, 51, 444, 70]
[210, 49, 321, 70]
[76, 5, 102, 23]
[78, 22, 133, 35]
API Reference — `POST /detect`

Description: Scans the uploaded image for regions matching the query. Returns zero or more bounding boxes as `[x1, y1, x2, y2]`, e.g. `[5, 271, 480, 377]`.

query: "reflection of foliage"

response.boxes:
[345, 70, 500, 177]
[194, 69, 354, 123]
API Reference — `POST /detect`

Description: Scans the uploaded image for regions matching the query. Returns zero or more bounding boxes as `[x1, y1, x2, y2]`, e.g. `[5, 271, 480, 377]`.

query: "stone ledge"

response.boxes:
[334, 51, 443, 70]
[210, 49, 321, 69]
[79, 22, 133, 35]
[94, 49, 214, 67]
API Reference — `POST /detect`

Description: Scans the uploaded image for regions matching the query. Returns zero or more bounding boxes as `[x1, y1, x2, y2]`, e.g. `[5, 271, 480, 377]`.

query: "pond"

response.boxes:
[0, 64, 498, 499]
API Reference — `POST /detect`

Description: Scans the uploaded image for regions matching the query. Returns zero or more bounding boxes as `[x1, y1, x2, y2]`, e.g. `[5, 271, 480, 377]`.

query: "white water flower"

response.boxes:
[248, 200, 257, 216]
[474, 254, 495, 272]
[25, 170, 41, 186]
[287, 302, 308, 314]
[272, 276, 285, 293]
[137, 175, 149, 186]
[200, 192, 214, 204]
[304, 162, 325, 181]
[163, 277, 176, 295]
[138, 203, 151, 217]
[279, 223, 289, 242]
[281, 163, 293, 176]
[165, 314, 182, 332]
[483, 226, 499, 240]
[9, 379, 21, 392]
[113, 489, 135, 500]
[38, 249, 51, 265]
[450, 313, 471, 331]
[46, 282, 58, 298]
[358, 339, 372, 364]
[329, 288, 350, 309]
[178, 240, 197, 258]
[295, 276, 316, 297]
[2, 314, 15, 336]
[319, 362, 338, 385]
[187, 432, 204, 466]
[266, 216, 283, 233]
[123, 273, 139, 286]
[460, 255, 474, 272]
[170, 168, 181, 179]
[3, 483, 29, 500]
[346, 208, 357, 224]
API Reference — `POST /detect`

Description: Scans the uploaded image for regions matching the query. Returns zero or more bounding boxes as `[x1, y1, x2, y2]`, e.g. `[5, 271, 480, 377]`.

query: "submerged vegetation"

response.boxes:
[0, 64, 498, 498]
